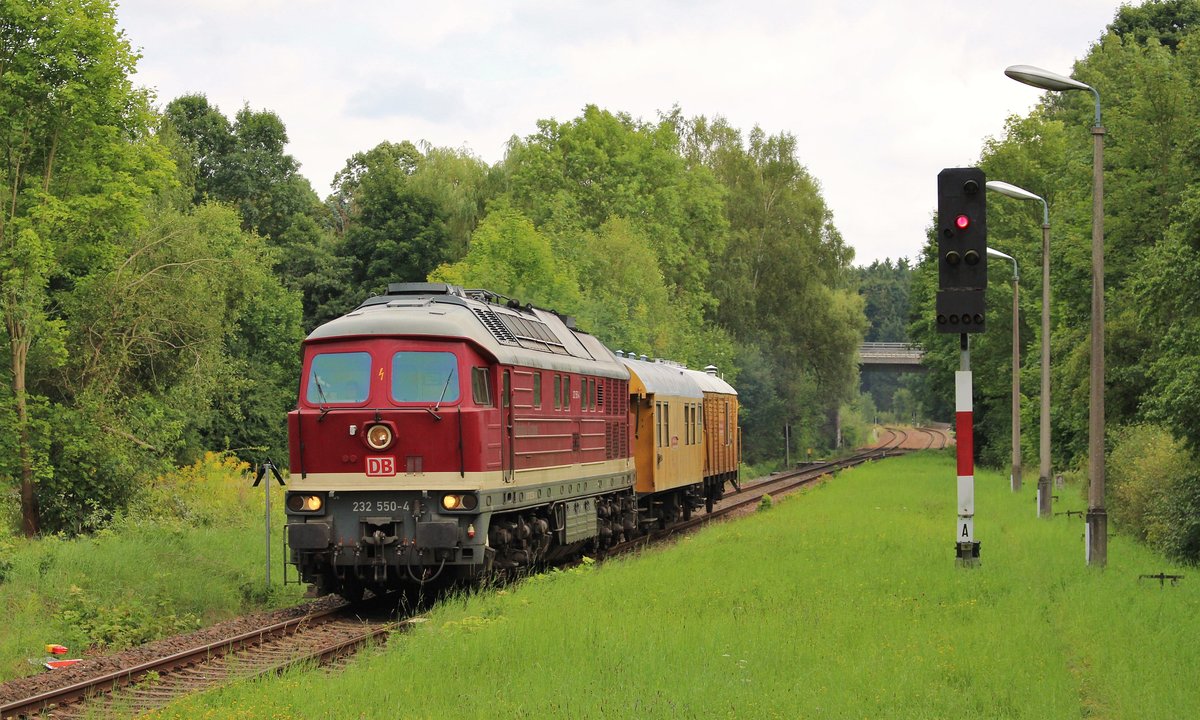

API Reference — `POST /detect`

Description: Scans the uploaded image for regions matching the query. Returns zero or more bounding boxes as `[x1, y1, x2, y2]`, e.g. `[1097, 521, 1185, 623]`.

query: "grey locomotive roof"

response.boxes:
[306, 283, 629, 379]
[682, 367, 738, 395]
[621, 357, 704, 399]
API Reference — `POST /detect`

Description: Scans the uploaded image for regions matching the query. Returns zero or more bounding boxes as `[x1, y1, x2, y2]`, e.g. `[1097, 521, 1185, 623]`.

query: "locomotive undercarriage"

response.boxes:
[287, 484, 641, 600]
[486, 490, 638, 572]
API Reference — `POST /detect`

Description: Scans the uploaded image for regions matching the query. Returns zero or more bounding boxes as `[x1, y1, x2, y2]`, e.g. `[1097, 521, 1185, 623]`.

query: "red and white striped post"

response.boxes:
[956, 334, 980, 567]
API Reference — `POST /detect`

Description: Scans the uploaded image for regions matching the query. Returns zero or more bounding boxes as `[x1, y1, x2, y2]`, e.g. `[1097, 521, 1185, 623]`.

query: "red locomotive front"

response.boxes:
[284, 283, 635, 600]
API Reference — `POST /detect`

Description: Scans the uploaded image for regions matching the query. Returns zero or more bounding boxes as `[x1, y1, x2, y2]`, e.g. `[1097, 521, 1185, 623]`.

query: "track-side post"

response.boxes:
[254, 460, 286, 590]
[956, 334, 980, 567]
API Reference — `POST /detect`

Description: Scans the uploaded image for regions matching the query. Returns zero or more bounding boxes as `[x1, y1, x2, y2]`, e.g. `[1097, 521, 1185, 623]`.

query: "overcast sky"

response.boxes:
[114, 0, 1126, 266]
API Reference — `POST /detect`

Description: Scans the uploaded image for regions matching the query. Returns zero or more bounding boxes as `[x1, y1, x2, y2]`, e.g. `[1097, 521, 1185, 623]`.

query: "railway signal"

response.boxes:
[936, 168, 988, 334]
[934, 168, 986, 567]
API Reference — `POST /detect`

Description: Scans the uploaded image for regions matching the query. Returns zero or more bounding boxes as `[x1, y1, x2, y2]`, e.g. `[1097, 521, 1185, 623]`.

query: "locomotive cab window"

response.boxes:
[306, 352, 371, 405]
[392, 351, 460, 403]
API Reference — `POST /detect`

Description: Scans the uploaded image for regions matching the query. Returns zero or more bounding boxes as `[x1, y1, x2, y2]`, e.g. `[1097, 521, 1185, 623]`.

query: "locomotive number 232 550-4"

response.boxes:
[351, 500, 409, 513]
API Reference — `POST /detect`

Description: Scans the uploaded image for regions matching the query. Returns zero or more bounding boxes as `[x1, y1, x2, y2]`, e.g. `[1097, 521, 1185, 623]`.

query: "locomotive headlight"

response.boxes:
[441, 494, 478, 511]
[286, 494, 324, 513]
[365, 423, 393, 450]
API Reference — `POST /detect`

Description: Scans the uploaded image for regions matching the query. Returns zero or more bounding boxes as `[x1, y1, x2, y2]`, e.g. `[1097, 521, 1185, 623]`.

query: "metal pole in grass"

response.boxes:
[254, 461, 286, 590]
[956, 334, 980, 567]
[987, 180, 1053, 518]
[986, 247, 1020, 494]
[1006, 63, 1106, 565]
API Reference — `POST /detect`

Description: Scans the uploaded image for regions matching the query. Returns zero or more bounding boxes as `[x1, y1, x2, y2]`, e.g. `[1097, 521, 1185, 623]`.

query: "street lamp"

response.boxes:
[1006, 64, 1106, 566]
[987, 247, 1021, 494]
[987, 180, 1053, 518]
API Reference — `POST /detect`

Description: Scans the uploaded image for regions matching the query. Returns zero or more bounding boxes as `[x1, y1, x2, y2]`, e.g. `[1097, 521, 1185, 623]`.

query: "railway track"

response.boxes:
[0, 604, 409, 719]
[2, 440, 913, 718]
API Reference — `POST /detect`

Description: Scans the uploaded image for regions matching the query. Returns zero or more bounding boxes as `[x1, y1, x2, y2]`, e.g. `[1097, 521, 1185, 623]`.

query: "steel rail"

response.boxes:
[0, 604, 382, 719]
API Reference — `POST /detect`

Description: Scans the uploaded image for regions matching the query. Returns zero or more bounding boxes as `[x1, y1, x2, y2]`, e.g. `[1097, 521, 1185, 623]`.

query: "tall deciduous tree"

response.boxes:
[684, 117, 863, 456]
[0, 0, 167, 535]
[503, 105, 728, 306]
[430, 202, 580, 312]
[163, 94, 323, 242]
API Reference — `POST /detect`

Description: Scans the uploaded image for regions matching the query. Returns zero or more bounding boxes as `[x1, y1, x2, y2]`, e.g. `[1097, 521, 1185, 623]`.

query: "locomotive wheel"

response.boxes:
[337, 575, 366, 604]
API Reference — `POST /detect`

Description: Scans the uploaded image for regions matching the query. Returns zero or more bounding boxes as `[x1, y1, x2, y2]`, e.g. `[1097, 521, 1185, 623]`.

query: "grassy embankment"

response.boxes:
[147, 450, 1199, 719]
[0, 454, 306, 681]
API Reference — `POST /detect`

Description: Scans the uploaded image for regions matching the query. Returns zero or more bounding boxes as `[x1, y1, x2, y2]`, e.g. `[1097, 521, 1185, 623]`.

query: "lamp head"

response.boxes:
[1005, 64, 1093, 93]
[987, 181, 1042, 203]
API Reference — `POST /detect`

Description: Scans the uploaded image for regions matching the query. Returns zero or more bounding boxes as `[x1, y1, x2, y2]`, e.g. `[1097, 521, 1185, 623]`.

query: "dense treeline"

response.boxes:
[1, 0, 862, 536]
[910, 0, 1200, 561]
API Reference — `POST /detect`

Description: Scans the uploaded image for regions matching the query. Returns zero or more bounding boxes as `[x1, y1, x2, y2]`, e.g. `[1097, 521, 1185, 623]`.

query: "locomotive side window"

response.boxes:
[391, 352, 460, 403]
[472, 367, 492, 406]
[554, 375, 561, 409]
[533, 372, 542, 408]
[307, 352, 371, 404]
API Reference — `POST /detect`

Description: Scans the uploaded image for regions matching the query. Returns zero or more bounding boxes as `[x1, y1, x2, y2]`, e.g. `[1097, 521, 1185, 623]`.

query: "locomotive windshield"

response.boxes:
[392, 351, 460, 403]
[306, 352, 371, 404]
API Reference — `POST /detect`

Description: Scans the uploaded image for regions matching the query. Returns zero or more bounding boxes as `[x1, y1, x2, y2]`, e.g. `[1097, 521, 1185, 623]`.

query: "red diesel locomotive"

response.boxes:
[284, 283, 738, 599]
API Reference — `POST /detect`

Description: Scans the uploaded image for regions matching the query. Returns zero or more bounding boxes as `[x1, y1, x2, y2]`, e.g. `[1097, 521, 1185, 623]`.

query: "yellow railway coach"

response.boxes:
[620, 355, 738, 526]
[685, 365, 740, 505]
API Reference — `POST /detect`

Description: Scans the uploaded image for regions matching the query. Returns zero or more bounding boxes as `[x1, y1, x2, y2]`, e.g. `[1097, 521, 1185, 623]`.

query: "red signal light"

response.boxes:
[955, 214, 970, 230]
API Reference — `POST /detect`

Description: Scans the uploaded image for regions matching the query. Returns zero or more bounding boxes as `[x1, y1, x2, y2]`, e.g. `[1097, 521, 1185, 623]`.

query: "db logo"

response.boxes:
[366, 456, 395, 477]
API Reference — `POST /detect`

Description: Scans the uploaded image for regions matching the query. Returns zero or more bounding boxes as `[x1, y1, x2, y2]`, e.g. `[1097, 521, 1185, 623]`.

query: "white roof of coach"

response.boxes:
[620, 357, 704, 399]
[682, 367, 737, 396]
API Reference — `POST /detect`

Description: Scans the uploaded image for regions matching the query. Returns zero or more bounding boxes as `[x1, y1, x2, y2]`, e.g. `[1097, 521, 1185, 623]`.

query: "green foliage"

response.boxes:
[685, 117, 864, 454]
[130, 452, 266, 529]
[430, 202, 581, 312]
[0, 538, 12, 584]
[505, 105, 726, 300]
[756, 493, 773, 512]
[1108, 424, 1200, 560]
[0, 453, 304, 681]
[856, 258, 914, 343]
[1, 0, 174, 534]
[162, 93, 337, 335]
[1108, 425, 1187, 543]
[163, 94, 324, 242]
[499, 106, 734, 369]
[1109, 0, 1200, 50]
[57, 585, 201, 651]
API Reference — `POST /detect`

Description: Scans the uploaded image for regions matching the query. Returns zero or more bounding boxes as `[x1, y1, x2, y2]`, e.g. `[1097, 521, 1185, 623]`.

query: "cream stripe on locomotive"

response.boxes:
[288, 457, 634, 492]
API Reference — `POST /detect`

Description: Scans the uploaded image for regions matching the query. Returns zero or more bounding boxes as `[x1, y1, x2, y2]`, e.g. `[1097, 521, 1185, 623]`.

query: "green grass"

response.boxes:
[142, 450, 1200, 719]
[0, 454, 306, 681]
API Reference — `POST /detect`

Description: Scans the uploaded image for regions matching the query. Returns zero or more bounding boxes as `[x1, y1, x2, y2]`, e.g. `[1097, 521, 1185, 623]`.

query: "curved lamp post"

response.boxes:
[986, 247, 1021, 494]
[1006, 64, 1106, 566]
[987, 181, 1053, 518]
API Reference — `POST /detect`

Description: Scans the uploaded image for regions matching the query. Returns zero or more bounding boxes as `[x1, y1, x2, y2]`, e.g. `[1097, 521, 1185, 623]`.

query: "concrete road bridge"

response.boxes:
[859, 342, 925, 371]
